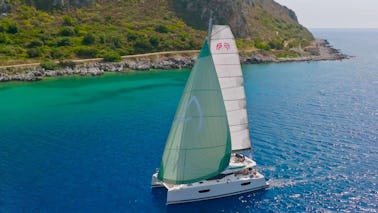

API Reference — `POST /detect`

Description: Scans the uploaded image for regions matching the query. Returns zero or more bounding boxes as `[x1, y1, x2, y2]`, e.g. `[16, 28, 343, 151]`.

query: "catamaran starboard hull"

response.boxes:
[151, 171, 268, 205]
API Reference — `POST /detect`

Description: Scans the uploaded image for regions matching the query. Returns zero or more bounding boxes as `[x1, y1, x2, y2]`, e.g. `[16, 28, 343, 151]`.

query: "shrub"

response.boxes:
[58, 60, 76, 69]
[149, 36, 159, 47]
[0, 33, 11, 44]
[110, 36, 121, 48]
[275, 50, 299, 58]
[268, 39, 284, 50]
[134, 38, 152, 52]
[102, 52, 121, 62]
[82, 33, 96, 45]
[59, 27, 75, 36]
[154, 25, 168, 33]
[75, 47, 98, 58]
[63, 16, 73, 26]
[255, 41, 271, 50]
[57, 38, 72, 47]
[50, 49, 64, 59]
[27, 48, 42, 58]
[99, 34, 106, 44]
[127, 32, 138, 41]
[27, 40, 43, 48]
[0, 46, 17, 56]
[0, 18, 18, 34]
[7, 23, 19, 34]
[40, 61, 60, 70]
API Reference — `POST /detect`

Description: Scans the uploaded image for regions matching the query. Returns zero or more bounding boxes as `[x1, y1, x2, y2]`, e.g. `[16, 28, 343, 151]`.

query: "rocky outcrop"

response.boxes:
[0, 39, 348, 82]
[0, 0, 9, 15]
[0, 56, 196, 82]
[242, 39, 349, 64]
[23, 0, 96, 10]
[171, 0, 313, 40]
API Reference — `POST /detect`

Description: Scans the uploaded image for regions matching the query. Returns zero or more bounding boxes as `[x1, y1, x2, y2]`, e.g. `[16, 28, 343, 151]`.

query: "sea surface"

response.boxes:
[1, 29, 377, 212]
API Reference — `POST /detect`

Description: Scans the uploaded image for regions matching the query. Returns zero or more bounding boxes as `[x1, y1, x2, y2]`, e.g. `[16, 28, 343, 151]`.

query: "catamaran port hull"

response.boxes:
[151, 171, 268, 205]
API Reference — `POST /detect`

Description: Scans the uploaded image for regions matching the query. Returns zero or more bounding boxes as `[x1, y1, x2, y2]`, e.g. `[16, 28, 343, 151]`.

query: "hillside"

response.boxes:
[0, 0, 315, 66]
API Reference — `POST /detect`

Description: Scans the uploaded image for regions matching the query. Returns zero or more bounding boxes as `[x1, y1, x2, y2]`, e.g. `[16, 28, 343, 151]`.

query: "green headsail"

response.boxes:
[158, 40, 231, 184]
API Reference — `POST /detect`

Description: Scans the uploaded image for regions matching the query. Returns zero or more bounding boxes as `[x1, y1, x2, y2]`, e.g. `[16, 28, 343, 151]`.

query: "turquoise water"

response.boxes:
[1, 29, 377, 212]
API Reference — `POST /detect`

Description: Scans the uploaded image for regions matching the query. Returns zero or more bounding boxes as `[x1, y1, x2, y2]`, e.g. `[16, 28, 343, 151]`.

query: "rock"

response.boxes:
[0, 43, 349, 83]
[242, 53, 277, 64]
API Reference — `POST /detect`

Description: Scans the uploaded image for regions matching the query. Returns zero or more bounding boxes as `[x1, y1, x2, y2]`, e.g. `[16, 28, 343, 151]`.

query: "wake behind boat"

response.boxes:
[151, 24, 268, 205]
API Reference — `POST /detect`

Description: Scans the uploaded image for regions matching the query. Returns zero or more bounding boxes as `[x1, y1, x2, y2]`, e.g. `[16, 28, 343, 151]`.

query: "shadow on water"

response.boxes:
[62, 82, 183, 106]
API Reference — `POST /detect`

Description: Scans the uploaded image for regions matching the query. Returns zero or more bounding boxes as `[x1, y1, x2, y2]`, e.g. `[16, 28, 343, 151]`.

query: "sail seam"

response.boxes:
[229, 122, 249, 127]
[212, 52, 239, 55]
[213, 64, 241, 66]
[183, 89, 220, 93]
[218, 76, 243, 78]
[221, 85, 244, 89]
[166, 144, 227, 150]
[175, 115, 226, 119]
[223, 98, 246, 101]
[210, 37, 235, 40]
[226, 108, 247, 112]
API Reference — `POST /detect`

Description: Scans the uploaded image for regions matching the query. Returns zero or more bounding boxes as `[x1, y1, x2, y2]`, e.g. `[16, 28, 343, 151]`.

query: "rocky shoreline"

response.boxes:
[0, 39, 349, 82]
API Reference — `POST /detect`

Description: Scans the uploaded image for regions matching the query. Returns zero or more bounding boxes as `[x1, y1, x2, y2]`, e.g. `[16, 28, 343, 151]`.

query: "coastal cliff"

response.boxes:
[0, 0, 349, 82]
[171, 0, 313, 41]
[1, 0, 315, 65]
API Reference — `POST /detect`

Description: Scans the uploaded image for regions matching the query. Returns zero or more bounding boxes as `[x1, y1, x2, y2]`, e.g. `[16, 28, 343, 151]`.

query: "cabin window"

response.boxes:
[241, 182, 251, 186]
[198, 189, 210, 193]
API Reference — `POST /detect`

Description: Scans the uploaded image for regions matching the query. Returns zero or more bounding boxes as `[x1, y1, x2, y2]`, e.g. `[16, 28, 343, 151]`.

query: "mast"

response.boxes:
[207, 17, 213, 45]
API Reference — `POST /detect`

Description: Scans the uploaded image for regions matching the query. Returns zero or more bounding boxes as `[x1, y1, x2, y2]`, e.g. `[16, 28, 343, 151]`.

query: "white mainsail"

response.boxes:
[210, 25, 251, 151]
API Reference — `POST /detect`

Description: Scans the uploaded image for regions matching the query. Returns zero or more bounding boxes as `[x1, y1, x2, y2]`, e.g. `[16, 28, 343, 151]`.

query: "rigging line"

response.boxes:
[210, 26, 229, 37]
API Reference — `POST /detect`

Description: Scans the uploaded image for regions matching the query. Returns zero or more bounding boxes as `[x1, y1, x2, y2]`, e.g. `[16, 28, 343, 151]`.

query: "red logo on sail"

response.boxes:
[216, 42, 231, 51]
[223, 42, 230, 50]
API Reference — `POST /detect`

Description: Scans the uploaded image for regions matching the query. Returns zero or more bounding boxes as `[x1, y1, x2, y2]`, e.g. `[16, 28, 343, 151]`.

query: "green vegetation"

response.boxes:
[0, 0, 314, 66]
[273, 50, 300, 58]
[0, 0, 205, 65]
[102, 52, 122, 62]
[40, 61, 60, 70]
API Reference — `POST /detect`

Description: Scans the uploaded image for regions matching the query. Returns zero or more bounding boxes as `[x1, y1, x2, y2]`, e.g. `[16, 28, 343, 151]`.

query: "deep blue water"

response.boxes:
[1, 29, 377, 212]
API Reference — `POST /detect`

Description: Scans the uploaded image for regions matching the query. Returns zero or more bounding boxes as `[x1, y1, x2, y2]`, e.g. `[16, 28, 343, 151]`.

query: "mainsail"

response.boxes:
[158, 40, 231, 184]
[210, 25, 252, 151]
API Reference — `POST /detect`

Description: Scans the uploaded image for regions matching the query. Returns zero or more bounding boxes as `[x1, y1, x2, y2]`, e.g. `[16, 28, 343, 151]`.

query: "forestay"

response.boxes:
[210, 25, 252, 151]
[158, 40, 232, 184]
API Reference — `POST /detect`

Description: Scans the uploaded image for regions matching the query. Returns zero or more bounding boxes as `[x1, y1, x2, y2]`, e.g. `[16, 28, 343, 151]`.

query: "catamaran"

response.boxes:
[151, 24, 268, 205]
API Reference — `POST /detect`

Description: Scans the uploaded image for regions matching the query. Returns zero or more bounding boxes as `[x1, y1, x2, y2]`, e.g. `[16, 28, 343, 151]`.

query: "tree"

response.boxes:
[82, 33, 96, 45]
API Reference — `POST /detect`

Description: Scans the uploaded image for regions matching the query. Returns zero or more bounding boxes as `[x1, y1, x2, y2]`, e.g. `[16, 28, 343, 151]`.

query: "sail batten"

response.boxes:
[210, 25, 252, 152]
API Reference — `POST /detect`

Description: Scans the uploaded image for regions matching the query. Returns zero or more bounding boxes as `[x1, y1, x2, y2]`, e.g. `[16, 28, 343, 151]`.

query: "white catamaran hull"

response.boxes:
[151, 170, 268, 205]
